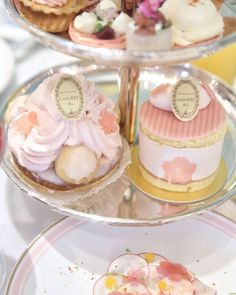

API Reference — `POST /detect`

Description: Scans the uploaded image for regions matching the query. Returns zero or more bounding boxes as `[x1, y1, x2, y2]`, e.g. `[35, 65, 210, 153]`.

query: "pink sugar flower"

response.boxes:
[138, 0, 164, 19]
[99, 110, 118, 134]
[162, 157, 196, 185]
[15, 111, 38, 137]
[156, 261, 193, 282]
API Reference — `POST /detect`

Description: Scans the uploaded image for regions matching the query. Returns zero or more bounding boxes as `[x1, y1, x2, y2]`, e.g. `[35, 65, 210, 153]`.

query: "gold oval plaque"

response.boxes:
[54, 76, 85, 121]
[172, 80, 199, 122]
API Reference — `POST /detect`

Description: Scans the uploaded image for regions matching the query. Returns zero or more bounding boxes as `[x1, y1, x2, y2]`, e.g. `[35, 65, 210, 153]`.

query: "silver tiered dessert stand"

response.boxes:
[2, 0, 236, 225]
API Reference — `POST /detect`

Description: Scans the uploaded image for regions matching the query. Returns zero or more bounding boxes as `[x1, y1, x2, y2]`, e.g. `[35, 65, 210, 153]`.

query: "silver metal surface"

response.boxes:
[4, 0, 236, 67]
[2, 62, 236, 226]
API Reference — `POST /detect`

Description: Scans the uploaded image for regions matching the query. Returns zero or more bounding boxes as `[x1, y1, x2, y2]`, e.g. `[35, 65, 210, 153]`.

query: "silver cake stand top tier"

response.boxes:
[2, 62, 236, 226]
[4, 0, 236, 67]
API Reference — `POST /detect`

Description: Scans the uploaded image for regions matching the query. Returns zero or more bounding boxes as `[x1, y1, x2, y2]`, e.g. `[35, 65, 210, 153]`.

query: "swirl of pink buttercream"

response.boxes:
[84, 84, 115, 123]
[66, 119, 121, 161]
[9, 107, 70, 172]
[32, 0, 67, 7]
[9, 73, 121, 174]
[28, 74, 115, 122]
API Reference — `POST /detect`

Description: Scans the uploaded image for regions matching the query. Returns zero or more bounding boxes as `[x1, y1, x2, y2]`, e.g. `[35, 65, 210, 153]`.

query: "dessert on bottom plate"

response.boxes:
[139, 79, 227, 192]
[93, 252, 216, 294]
[69, 0, 133, 49]
[5, 73, 123, 191]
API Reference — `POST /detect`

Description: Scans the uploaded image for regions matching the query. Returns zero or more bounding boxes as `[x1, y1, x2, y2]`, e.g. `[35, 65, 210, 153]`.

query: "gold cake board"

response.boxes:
[128, 147, 227, 204]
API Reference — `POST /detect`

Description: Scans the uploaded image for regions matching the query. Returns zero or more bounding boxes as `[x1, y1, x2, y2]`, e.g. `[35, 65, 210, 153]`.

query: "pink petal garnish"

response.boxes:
[138, 0, 164, 19]
[156, 261, 193, 282]
[99, 110, 118, 134]
[150, 84, 170, 97]
[162, 157, 196, 184]
[15, 111, 38, 137]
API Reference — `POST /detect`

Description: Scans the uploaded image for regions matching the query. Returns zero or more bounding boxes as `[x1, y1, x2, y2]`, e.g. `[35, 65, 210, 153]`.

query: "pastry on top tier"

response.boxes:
[15, 0, 97, 33]
[69, 0, 133, 49]
[139, 81, 227, 192]
[126, 0, 172, 51]
[6, 73, 122, 191]
[160, 0, 224, 47]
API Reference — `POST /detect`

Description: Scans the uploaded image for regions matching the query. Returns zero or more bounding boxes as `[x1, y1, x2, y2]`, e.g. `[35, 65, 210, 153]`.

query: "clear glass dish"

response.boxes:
[4, 0, 236, 67]
[0, 252, 6, 290]
[2, 62, 236, 226]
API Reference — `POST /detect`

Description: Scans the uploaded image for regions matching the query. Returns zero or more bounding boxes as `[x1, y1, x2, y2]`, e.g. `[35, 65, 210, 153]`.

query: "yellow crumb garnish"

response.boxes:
[158, 280, 167, 291]
[105, 276, 116, 290]
[144, 252, 155, 264]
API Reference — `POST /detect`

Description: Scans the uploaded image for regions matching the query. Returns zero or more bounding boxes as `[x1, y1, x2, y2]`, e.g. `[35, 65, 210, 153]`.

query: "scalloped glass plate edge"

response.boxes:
[4, 0, 236, 66]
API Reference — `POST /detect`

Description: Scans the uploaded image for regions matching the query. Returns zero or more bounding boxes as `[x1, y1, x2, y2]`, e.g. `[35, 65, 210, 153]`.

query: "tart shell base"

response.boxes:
[16, 0, 76, 32]
[12, 152, 121, 192]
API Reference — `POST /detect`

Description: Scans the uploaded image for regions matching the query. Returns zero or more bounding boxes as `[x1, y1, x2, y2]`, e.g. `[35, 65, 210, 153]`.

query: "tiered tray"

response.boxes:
[2, 62, 236, 225]
[3, 0, 236, 225]
[4, 0, 236, 66]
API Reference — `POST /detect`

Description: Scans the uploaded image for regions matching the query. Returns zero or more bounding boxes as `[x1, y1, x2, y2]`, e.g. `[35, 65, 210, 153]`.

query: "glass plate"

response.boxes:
[4, 0, 236, 66]
[4, 213, 236, 295]
[2, 62, 236, 226]
[0, 252, 6, 290]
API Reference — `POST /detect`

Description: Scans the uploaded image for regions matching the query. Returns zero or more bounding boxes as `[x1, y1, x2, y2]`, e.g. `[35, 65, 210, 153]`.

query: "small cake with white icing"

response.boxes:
[6, 73, 122, 191]
[69, 0, 133, 49]
[160, 0, 224, 47]
[139, 79, 227, 192]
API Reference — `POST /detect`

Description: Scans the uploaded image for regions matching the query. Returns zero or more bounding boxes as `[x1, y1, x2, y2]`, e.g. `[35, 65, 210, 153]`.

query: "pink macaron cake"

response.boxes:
[139, 80, 227, 192]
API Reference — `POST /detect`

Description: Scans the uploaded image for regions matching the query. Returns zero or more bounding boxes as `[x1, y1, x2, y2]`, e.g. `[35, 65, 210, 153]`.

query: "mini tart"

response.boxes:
[15, 0, 97, 32]
[12, 149, 121, 191]
[18, 0, 96, 15]
[69, 22, 126, 49]
[7, 73, 123, 192]
[15, 0, 75, 32]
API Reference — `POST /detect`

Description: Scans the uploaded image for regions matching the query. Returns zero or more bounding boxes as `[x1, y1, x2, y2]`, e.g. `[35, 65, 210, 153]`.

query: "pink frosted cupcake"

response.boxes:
[6, 73, 122, 191]
[139, 80, 227, 192]
[69, 0, 133, 49]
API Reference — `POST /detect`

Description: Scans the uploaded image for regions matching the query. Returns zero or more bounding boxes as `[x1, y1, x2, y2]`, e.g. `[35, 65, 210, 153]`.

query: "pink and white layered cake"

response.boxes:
[6, 73, 122, 191]
[139, 82, 227, 192]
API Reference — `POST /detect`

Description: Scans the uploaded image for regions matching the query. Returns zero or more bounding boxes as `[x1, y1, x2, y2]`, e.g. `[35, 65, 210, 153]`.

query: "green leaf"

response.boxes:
[96, 22, 104, 32]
